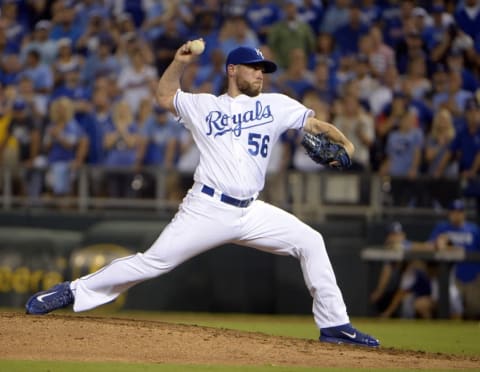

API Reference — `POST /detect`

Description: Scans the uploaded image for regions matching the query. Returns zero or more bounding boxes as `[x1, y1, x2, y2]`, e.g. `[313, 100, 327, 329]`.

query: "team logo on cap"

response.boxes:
[255, 49, 264, 59]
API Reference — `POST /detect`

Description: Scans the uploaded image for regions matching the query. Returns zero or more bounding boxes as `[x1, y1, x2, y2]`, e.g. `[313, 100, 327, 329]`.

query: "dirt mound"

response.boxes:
[0, 312, 478, 369]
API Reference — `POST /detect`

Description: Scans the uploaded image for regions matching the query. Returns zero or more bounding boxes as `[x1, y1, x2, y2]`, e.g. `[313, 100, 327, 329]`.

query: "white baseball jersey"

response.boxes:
[71, 90, 350, 330]
[174, 91, 313, 198]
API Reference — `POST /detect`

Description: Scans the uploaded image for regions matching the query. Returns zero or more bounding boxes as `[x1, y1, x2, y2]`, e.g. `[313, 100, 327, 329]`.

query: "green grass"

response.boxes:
[3, 360, 461, 372]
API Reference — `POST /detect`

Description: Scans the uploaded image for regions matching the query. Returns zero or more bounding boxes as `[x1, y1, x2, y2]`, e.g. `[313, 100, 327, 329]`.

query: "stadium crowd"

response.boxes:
[0, 0, 479, 210]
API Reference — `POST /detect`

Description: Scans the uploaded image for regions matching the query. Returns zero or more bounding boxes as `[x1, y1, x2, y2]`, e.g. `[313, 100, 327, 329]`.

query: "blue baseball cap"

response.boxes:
[225, 47, 277, 73]
[448, 199, 465, 211]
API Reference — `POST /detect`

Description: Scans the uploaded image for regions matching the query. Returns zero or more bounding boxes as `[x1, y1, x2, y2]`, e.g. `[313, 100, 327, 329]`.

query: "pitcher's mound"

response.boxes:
[1, 312, 477, 369]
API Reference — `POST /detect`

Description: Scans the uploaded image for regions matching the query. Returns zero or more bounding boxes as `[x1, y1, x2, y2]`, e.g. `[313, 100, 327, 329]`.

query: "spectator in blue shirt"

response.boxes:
[454, 0, 480, 41]
[139, 105, 179, 169]
[21, 20, 58, 66]
[0, 53, 22, 86]
[20, 49, 53, 95]
[82, 38, 121, 89]
[0, 0, 27, 54]
[436, 98, 480, 179]
[43, 97, 89, 197]
[297, 0, 324, 36]
[244, 0, 281, 44]
[49, 3, 83, 45]
[427, 199, 480, 319]
[102, 100, 142, 198]
[446, 50, 479, 93]
[333, 4, 370, 55]
[319, 0, 350, 34]
[371, 221, 437, 319]
[379, 110, 424, 206]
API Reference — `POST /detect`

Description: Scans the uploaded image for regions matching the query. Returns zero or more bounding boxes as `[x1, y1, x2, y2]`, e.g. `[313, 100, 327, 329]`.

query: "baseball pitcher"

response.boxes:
[26, 41, 379, 347]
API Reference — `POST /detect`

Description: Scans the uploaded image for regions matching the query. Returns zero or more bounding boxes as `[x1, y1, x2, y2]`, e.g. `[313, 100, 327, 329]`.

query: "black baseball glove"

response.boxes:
[301, 132, 352, 169]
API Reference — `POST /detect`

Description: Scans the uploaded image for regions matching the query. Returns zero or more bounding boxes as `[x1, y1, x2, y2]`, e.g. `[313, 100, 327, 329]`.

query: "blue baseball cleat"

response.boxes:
[25, 282, 74, 315]
[320, 323, 380, 347]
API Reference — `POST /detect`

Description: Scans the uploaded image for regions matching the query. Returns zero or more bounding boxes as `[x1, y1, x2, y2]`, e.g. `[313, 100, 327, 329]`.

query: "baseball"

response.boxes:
[189, 39, 205, 55]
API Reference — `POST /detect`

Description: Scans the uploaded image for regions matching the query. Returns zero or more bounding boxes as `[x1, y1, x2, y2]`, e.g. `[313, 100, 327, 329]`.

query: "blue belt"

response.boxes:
[201, 185, 254, 208]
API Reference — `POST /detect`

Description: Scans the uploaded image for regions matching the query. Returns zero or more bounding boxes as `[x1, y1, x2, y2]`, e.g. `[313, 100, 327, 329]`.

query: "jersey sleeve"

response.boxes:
[173, 90, 208, 131]
[273, 94, 313, 133]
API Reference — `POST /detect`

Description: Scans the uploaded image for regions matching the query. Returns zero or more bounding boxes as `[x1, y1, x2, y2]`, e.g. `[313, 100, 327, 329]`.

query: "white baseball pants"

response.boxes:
[71, 183, 349, 329]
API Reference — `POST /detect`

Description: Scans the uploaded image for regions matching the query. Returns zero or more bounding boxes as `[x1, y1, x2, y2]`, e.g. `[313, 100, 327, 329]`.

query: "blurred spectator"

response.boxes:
[0, 0, 26, 53]
[137, 105, 182, 200]
[426, 199, 480, 319]
[188, 10, 220, 67]
[244, 0, 281, 44]
[75, 11, 114, 56]
[276, 48, 314, 100]
[16, 75, 48, 119]
[297, 0, 324, 35]
[333, 4, 370, 55]
[353, 53, 380, 104]
[24, 0, 51, 32]
[382, 0, 416, 48]
[21, 20, 57, 66]
[117, 46, 157, 116]
[433, 70, 473, 120]
[193, 48, 226, 95]
[332, 52, 356, 97]
[0, 98, 42, 198]
[310, 59, 336, 104]
[423, 109, 459, 209]
[138, 105, 179, 170]
[402, 55, 431, 101]
[102, 100, 142, 198]
[360, 0, 382, 26]
[267, 1, 316, 70]
[20, 49, 54, 95]
[74, 0, 110, 34]
[427, 109, 458, 178]
[42, 97, 89, 197]
[152, 17, 184, 76]
[380, 259, 438, 319]
[82, 38, 121, 89]
[176, 127, 200, 196]
[365, 25, 396, 78]
[395, 30, 428, 76]
[310, 31, 339, 71]
[140, 1, 193, 42]
[0, 52, 22, 87]
[368, 65, 401, 120]
[370, 221, 436, 319]
[333, 93, 375, 171]
[52, 38, 84, 88]
[379, 110, 424, 207]
[136, 97, 153, 130]
[436, 98, 480, 188]
[112, 0, 147, 28]
[319, 0, 350, 34]
[115, 31, 154, 69]
[427, 4, 455, 63]
[85, 85, 112, 166]
[446, 50, 479, 93]
[49, 1, 84, 44]
[219, 14, 259, 55]
[454, 0, 480, 41]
